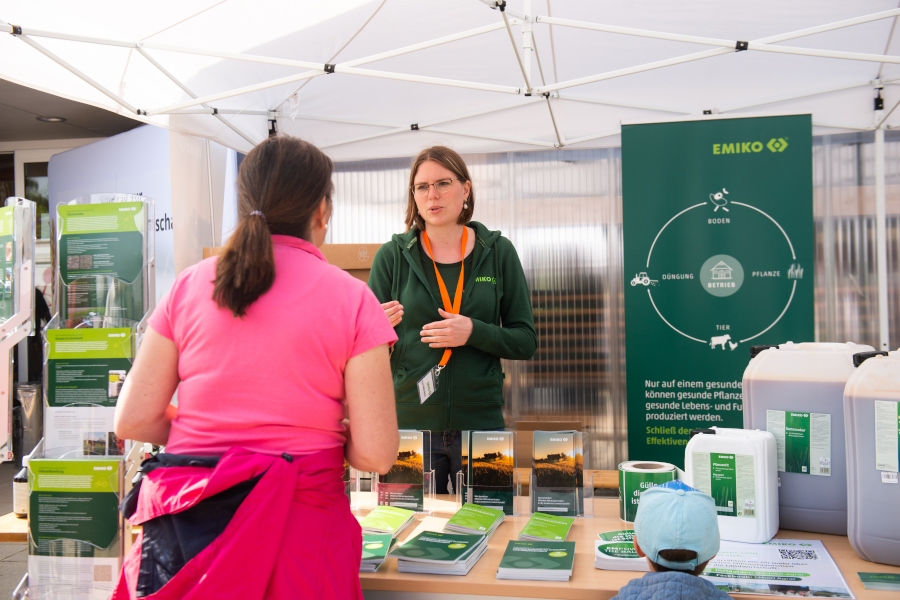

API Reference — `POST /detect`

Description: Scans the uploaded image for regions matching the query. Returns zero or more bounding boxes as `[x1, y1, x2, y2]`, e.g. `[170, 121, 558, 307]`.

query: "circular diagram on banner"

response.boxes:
[632, 187, 804, 352]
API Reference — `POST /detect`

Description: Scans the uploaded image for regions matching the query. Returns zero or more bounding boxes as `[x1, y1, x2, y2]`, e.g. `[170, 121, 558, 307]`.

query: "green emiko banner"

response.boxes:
[622, 115, 814, 468]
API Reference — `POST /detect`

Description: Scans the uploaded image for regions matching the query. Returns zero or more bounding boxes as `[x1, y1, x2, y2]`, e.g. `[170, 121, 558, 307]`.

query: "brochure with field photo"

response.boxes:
[466, 431, 515, 514]
[379, 430, 425, 511]
[531, 431, 584, 516]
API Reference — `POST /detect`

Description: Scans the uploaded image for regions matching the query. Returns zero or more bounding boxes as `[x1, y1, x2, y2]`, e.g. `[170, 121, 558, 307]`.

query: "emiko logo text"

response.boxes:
[713, 138, 788, 155]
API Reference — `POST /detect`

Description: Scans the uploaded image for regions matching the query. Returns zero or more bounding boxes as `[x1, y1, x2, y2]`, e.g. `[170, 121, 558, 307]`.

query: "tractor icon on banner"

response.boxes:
[631, 272, 658, 287]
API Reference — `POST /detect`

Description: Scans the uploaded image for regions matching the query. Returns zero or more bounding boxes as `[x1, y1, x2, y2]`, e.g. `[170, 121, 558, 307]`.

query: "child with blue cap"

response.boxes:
[612, 480, 730, 599]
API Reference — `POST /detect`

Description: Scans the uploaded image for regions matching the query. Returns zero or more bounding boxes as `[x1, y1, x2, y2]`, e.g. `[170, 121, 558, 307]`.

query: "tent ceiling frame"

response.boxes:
[2, 7, 898, 142]
[136, 47, 259, 146]
[317, 96, 551, 149]
[530, 8, 900, 94]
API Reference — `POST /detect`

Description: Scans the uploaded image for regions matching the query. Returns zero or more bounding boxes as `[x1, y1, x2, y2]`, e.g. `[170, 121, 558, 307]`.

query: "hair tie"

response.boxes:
[250, 210, 265, 219]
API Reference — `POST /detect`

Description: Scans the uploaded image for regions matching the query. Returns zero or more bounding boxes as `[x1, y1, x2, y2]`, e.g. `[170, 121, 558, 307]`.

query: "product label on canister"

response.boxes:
[874, 401, 900, 478]
[766, 410, 831, 476]
[618, 467, 675, 522]
[691, 452, 757, 518]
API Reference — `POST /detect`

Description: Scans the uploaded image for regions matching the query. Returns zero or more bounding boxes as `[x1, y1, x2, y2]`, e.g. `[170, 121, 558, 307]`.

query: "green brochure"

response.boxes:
[360, 534, 396, 572]
[389, 531, 486, 564]
[594, 530, 649, 572]
[598, 530, 636, 542]
[466, 431, 515, 514]
[359, 505, 416, 537]
[58, 202, 146, 326]
[45, 328, 133, 457]
[859, 572, 900, 591]
[518, 512, 574, 541]
[28, 458, 123, 593]
[496, 540, 576, 581]
[445, 503, 504, 536]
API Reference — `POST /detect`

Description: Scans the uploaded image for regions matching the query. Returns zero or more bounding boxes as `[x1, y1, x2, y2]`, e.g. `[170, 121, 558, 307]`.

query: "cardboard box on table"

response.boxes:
[203, 243, 383, 283]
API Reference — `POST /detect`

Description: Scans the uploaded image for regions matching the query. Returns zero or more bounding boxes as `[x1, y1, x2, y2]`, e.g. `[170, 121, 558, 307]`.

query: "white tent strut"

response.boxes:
[136, 47, 259, 146]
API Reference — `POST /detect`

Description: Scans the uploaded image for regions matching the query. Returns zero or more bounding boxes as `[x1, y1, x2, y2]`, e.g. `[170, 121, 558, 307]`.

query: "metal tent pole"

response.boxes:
[875, 128, 891, 351]
[136, 47, 259, 146]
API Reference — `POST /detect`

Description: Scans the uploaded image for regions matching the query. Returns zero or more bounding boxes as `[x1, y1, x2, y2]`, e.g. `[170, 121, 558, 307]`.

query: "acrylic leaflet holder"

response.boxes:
[42, 194, 156, 460]
[455, 430, 521, 516]
[528, 430, 594, 518]
[373, 430, 435, 515]
[19, 440, 129, 600]
[56, 194, 155, 329]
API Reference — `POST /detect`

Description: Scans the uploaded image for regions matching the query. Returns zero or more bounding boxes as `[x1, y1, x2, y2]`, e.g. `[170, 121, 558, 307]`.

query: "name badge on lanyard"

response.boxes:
[417, 366, 440, 404]
[417, 227, 468, 404]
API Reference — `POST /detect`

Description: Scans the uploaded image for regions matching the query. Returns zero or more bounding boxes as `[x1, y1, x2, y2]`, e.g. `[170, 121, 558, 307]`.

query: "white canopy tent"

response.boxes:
[0, 0, 895, 348]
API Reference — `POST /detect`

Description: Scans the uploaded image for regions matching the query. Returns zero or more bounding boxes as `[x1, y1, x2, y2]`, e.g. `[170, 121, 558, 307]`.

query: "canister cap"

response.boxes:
[853, 351, 889, 368]
[750, 345, 778, 358]
[689, 428, 716, 440]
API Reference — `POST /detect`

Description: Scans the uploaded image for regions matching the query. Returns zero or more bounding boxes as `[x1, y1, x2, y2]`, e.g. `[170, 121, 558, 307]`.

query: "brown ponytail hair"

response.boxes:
[213, 136, 333, 318]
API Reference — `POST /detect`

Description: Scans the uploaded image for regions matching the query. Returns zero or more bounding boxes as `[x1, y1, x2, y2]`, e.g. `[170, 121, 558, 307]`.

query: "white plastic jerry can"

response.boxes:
[742, 342, 875, 535]
[684, 427, 779, 543]
[844, 350, 900, 567]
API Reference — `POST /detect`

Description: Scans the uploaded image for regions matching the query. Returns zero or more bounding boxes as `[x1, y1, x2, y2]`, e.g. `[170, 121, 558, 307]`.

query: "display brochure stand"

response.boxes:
[373, 430, 435, 515]
[528, 431, 594, 519]
[21, 439, 128, 600]
[21, 194, 155, 599]
[0, 199, 36, 464]
[455, 430, 520, 516]
[42, 194, 155, 460]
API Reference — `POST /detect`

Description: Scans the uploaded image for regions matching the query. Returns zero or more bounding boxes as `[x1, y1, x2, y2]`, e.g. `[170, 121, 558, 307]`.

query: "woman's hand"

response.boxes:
[420, 309, 473, 348]
[382, 300, 404, 327]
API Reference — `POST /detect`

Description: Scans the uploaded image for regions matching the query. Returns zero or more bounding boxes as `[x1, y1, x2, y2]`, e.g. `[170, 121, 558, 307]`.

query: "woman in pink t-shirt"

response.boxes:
[112, 137, 398, 600]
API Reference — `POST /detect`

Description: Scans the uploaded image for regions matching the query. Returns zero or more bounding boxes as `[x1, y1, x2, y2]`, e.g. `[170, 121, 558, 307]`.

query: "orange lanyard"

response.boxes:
[421, 227, 468, 369]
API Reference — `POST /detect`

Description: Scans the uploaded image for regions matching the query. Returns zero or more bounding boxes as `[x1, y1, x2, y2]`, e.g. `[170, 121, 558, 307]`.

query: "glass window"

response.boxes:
[24, 162, 49, 239]
[0, 154, 12, 204]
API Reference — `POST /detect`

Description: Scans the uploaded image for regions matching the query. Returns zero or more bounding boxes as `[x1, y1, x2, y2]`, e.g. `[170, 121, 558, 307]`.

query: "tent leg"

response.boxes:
[875, 128, 891, 351]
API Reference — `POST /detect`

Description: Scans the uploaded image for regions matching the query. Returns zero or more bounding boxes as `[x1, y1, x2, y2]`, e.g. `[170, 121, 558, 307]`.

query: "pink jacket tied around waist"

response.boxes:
[113, 446, 362, 600]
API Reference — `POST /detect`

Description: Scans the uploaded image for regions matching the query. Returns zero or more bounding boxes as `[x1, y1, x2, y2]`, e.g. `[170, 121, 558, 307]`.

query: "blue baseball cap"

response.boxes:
[633, 479, 720, 571]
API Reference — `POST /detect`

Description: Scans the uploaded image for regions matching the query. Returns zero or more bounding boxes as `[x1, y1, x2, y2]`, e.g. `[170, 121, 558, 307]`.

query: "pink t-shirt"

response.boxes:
[148, 235, 397, 457]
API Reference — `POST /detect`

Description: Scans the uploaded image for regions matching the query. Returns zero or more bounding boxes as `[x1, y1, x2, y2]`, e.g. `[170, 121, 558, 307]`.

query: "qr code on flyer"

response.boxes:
[778, 549, 818, 560]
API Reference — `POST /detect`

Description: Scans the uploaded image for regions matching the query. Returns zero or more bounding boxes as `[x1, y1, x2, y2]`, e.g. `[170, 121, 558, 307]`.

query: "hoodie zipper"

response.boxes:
[400, 232, 496, 432]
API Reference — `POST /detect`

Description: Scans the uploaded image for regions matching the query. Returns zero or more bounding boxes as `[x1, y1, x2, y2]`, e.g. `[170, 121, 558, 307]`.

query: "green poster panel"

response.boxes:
[57, 202, 146, 327]
[622, 115, 814, 468]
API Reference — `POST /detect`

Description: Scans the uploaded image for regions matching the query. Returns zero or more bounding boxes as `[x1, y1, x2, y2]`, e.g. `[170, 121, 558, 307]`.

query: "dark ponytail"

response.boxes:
[213, 136, 334, 317]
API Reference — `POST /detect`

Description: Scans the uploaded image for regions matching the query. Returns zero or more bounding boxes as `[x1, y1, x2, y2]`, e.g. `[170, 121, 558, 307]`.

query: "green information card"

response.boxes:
[28, 459, 120, 556]
[45, 328, 133, 457]
[58, 202, 146, 326]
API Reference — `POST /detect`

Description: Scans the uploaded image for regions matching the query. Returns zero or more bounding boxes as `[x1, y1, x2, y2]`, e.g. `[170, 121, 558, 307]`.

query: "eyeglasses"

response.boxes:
[411, 178, 463, 198]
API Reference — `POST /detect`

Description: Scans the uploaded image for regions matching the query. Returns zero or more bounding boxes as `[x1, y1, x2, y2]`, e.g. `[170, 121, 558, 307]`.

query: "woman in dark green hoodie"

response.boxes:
[368, 146, 536, 494]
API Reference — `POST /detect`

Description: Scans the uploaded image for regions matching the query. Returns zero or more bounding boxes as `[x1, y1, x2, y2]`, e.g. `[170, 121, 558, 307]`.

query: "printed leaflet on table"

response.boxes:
[700, 539, 853, 597]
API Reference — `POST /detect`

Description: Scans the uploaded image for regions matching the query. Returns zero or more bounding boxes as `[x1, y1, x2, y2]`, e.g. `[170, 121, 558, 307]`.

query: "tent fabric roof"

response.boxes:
[2, 1, 900, 159]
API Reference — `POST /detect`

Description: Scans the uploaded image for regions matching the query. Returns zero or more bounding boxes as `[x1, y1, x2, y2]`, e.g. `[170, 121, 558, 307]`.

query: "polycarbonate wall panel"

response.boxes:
[329, 149, 627, 470]
[813, 132, 900, 347]
[327, 138, 898, 469]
